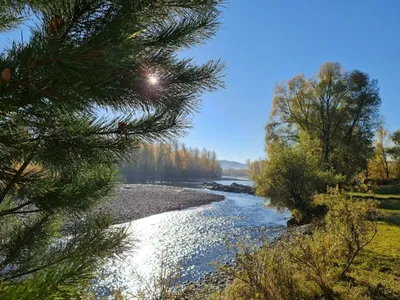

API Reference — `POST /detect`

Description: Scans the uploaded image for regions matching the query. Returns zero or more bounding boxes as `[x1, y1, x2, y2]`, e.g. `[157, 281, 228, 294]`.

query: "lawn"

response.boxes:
[348, 192, 400, 200]
[349, 183, 400, 200]
[375, 184, 400, 196]
[349, 185, 400, 297]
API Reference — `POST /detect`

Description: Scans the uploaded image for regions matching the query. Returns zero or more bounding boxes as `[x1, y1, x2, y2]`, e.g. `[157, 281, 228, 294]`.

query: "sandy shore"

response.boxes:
[97, 184, 225, 224]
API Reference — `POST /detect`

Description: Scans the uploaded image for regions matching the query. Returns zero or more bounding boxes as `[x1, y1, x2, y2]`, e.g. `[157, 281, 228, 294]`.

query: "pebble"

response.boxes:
[96, 184, 225, 224]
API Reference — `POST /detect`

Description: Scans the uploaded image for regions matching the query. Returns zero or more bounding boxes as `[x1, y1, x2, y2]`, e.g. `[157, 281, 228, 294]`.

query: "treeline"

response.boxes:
[247, 126, 400, 184]
[366, 126, 400, 181]
[222, 168, 249, 177]
[222, 159, 266, 179]
[246, 159, 265, 181]
[120, 143, 222, 181]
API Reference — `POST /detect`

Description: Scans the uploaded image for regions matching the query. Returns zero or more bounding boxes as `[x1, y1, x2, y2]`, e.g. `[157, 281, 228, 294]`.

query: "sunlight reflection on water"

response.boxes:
[95, 182, 290, 296]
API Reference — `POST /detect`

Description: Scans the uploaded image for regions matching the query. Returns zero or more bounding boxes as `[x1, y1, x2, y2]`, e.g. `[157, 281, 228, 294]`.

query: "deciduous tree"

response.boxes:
[266, 62, 381, 178]
[121, 143, 222, 180]
[368, 126, 393, 180]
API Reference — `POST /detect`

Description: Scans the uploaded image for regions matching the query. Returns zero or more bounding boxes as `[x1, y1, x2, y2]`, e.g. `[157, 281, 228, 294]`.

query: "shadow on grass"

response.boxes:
[378, 199, 400, 210]
[351, 249, 400, 299]
[364, 283, 400, 300]
[378, 212, 400, 226]
[375, 185, 400, 196]
[378, 198, 400, 226]
[355, 249, 400, 276]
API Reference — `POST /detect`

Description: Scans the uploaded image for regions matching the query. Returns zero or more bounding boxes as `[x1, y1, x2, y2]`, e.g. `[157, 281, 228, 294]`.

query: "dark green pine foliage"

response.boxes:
[0, 1, 224, 298]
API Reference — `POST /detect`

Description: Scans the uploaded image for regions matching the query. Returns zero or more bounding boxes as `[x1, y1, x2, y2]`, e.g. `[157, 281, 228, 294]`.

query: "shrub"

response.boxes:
[255, 143, 341, 223]
[214, 190, 379, 300]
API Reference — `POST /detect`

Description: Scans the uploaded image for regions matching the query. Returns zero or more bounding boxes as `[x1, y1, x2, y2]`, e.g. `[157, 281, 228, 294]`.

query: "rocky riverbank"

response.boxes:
[199, 182, 255, 195]
[97, 184, 225, 224]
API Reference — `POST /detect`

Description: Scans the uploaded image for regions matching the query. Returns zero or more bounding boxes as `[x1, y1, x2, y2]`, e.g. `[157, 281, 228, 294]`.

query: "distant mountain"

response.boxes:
[218, 160, 247, 170]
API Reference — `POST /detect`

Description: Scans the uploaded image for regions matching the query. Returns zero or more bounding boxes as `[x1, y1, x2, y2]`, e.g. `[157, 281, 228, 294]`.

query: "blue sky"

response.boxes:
[180, 0, 400, 162]
[2, 1, 400, 163]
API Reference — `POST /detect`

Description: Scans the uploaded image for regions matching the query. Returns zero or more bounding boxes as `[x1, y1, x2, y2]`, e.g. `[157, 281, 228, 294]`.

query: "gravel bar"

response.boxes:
[97, 184, 225, 224]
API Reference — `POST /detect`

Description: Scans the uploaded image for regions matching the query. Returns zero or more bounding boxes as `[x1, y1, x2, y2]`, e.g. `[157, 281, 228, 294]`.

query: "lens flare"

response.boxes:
[148, 75, 159, 85]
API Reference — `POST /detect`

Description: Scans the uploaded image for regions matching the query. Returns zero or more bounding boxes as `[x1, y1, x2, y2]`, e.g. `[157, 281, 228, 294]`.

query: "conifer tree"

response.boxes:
[0, 1, 224, 298]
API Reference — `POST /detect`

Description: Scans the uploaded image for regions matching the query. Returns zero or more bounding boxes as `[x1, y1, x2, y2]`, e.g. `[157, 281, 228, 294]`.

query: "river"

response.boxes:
[95, 179, 290, 296]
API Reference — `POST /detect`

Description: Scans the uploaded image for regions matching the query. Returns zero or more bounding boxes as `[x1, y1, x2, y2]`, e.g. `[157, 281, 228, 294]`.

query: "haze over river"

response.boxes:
[96, 179, 291, 296]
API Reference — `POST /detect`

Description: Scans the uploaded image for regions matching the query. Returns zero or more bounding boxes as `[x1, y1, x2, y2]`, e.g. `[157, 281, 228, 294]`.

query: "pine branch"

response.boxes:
[0, 0, 223, 296]
[0, 151, 36, 205]
[0, 201, 35, 217]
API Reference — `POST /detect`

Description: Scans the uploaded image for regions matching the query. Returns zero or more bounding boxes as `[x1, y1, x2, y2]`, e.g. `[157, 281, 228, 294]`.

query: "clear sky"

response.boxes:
[2, 1, 400, 163]
[180, 0, 400, 163]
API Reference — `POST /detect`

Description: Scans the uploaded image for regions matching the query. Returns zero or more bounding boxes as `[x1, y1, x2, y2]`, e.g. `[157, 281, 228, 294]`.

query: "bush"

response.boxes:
[213, 190, 379, 300]
[255, 143, 341, 223]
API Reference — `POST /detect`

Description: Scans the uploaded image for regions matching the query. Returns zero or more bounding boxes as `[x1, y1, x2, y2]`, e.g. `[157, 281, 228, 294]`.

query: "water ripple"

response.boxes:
[95, 185, 291, 296]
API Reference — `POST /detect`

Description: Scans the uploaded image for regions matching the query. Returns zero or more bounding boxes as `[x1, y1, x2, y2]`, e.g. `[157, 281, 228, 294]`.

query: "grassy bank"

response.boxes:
[204, 187, 400, 299]
[349, 185, 400, 296]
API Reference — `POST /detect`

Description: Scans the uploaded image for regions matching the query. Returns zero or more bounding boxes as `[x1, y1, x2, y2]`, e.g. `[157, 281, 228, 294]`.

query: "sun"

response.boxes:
[148, 75, 159, 85]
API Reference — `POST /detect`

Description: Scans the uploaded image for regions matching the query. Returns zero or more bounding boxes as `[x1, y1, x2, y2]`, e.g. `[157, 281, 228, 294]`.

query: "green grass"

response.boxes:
[349, 185, 400, 296]
[375, 184, 400, 196]
[348, 192, 400, 200]
[348, 184, 400, 200]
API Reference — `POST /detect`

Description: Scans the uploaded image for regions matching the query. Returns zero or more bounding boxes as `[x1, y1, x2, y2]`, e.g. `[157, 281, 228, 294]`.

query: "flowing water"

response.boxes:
[95, 180, 291, 296]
